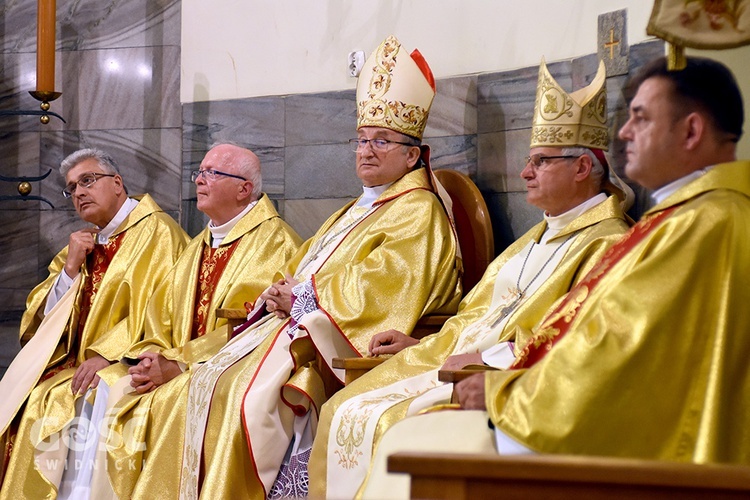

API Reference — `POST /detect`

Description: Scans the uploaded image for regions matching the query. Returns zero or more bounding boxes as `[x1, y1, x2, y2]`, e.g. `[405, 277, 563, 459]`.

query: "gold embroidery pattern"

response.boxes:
[334, 386, 434, 469]
[77, 234, 124, 334]
[680, 0, 743, 31]
[192, 241, 239, 339]
[357, 36, 429, 139]
[531, 59, 608, 150]
[179, 317, 279, 499]
[539, 75, 575, 120]
[453, 289, 519, 353]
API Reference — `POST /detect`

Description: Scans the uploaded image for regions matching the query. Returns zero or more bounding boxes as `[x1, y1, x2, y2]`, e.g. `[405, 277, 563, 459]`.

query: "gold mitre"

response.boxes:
[357, 35, 436, 140]
[530, 58, 609, 151]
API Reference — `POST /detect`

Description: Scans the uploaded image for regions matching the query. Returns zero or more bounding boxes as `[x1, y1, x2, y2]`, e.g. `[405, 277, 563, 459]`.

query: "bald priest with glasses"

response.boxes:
[0, 148, 189, 493]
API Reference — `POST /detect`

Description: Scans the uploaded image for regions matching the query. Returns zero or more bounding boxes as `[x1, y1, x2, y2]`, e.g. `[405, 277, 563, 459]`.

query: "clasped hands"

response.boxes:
[260, 274, 299, 319]
[129, 352, 183, 394]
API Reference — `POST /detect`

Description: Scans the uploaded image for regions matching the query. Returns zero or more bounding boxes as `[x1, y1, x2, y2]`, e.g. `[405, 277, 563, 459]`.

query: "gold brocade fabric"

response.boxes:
[191, 239, 241, 339]
[114, 167, 462, 500]
[308, 195, 631, 499]
[487, 161, 750, 465]
[77, 233, 125, 339]
[0, 194, 189, 500]
[40, 233, 125, 384]
[96, 194, 301, 499]
[125, 193, 301, 365]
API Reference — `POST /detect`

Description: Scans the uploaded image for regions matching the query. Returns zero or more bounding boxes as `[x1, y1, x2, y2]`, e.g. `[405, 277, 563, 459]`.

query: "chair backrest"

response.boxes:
[434, 169, 494, 293]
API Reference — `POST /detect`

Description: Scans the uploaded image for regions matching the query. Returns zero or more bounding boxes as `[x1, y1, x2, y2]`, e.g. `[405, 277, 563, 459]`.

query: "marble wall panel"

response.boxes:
[181, 199, 207, 238]
[58, 0, 181, 51]
[425, 75, 478, 138]
[0, 52, 47, 133]
[284, 143, 361, 200]
[284, 198, 353, 241]
[181, 148, 284, 196]
[39, 129, 182, 212]
[486, 191, 543, 253]
[0, 321, 21, 378]
[37, 208, 90, 277]
[478, 62, 571, 135]
[0, 1, 36, 54]
[477, 128, 532, 194]
[284, 91, 356, 147]
[0, 131, 42, 210]
[46, 46, 181, 132]
[0, 210, 40, 295]
[182, 98, 285, 152]
[426, 135, 477, 178]
[0, 0, 180, 54]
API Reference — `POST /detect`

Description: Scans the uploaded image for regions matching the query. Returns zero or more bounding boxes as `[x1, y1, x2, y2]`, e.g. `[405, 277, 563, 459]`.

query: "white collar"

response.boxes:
[541, 193, 607, 243]
[97, 197, 139, 244]
[357, 183, 393, 209]
[651, 167, 713, 204]
[209, 200, 258, 248]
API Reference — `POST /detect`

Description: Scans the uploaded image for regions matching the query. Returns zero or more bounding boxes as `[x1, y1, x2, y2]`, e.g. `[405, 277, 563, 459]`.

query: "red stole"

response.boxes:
[190, 239, 240, 339]
[41, 232, 125, 381]
[512, 206, 678, 369]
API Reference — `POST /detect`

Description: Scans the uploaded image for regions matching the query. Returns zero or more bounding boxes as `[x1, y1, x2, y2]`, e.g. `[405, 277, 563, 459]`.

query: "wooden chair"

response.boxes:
[333, 169, 494, 383]
[388, 452, 750, 499]
[216, 308, 247, 331]
[434, 168, 494, 293]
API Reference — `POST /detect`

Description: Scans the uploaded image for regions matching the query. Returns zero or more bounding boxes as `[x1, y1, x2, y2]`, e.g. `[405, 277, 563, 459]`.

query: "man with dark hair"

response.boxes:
[360, 55, 750, 498]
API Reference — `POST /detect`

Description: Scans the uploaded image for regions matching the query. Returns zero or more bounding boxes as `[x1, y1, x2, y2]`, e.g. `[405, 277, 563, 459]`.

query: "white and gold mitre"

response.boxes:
[530, 58, 609, 151]
[356, 35, 436, 140]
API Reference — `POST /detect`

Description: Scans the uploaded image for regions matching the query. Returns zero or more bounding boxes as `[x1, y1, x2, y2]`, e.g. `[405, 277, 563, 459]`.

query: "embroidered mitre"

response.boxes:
[356, 35, 436, 140]
[530, 58, 608, 151]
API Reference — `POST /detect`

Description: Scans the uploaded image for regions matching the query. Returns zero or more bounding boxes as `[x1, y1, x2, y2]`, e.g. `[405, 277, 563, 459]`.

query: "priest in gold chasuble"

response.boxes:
[43, 144, 299, 500]
[309, 58, 633, 500]
[0, 149, 189, 499]
[360, 56, 750, 500]
[104, 35, 462, 500]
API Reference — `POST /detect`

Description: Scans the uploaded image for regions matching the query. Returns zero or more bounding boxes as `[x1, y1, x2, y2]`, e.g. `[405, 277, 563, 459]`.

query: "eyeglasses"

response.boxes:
[190, 169, 247, 182]
[62, 172, 116, 198]
[349, 138, 417, 153]
[524, 154, 579, 169]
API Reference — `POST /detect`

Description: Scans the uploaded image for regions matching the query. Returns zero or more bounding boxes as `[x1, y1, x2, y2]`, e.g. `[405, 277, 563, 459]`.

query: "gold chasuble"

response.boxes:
[486, 161, 750, 464]
[0, 195, 188, 499]
[84, 194, 301, 499]
[309, 195, 630, 499]
[111, 167, 462, 500]
[125, 193, 302, 363]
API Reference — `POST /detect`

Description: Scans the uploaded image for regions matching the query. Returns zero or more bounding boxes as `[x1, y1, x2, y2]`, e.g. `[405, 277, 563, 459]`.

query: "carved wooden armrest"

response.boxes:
[388, 452, 750, 500]
[332, 356, 389, 385]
